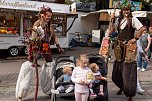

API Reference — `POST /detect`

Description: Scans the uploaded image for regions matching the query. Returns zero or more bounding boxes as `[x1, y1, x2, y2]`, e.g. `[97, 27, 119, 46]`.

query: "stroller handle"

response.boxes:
[55, 56, 76, 64]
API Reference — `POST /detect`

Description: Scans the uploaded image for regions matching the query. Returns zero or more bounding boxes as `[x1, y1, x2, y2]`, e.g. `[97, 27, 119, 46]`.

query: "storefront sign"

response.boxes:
[0, 0, 69, 13]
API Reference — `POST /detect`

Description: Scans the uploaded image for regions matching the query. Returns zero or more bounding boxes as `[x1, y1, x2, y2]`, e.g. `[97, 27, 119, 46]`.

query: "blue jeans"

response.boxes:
[137, 53, 148, 69]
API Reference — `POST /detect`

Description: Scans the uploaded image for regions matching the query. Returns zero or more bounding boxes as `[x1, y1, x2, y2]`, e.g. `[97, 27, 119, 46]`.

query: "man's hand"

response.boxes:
[128, 38, 136, 44]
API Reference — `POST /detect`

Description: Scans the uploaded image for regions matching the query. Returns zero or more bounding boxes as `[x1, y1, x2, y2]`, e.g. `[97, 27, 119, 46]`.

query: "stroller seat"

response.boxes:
[51, 56, 76, 101]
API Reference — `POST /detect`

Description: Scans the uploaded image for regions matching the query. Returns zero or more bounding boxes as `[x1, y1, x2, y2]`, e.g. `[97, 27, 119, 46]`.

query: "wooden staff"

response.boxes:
[34, 62, 39, 101]
[33, 40, 41, 101]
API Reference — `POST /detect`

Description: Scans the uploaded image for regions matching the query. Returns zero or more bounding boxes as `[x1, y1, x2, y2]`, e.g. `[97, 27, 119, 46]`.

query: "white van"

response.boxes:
[0, 0, 78, 56]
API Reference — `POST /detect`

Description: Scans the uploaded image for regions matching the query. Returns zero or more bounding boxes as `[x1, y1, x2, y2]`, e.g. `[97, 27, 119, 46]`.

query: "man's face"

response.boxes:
[44, 11, 52, 22]
[123, 10, 130, 18]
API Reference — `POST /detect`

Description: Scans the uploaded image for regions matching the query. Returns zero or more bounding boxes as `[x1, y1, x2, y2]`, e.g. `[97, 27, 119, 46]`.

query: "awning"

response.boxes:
[54, 12, 78, 18]
[81, 9, 151, 18]
[81, 9, 121, 18]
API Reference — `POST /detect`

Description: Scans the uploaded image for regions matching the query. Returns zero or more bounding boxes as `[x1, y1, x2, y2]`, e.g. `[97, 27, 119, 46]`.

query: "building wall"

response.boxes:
[67, 12, 99, 35]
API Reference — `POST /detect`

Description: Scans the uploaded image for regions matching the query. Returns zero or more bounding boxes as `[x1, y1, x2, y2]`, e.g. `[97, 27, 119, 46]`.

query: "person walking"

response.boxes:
[137, 26, 151, 71]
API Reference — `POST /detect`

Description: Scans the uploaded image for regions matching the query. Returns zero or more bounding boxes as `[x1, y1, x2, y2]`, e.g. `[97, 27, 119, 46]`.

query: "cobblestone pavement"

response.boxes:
[0, 47, 152, 101]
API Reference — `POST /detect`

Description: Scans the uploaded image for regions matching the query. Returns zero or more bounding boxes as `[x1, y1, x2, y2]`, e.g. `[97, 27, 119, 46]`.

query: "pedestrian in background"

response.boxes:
[136, 40, 148, 94]
[148, 26, 152, 60]
[137, 26, 151, 71]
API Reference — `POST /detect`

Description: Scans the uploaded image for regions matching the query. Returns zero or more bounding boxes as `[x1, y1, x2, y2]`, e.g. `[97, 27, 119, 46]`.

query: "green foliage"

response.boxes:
[120, 0, 131, 9]
[65, 0, 73, 5]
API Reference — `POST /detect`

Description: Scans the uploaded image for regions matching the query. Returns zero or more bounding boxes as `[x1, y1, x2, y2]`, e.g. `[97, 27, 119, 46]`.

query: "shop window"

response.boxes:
[0, 12, 20, 36]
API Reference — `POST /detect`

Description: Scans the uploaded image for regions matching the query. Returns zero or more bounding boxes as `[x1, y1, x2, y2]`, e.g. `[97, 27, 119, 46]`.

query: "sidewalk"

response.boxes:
[0, 47, 152, 101]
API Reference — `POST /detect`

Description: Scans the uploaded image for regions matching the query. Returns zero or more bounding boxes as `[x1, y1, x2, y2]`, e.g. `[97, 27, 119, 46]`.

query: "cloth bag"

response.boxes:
[40, 61, 55, 95]
[16, 61, 34, 99]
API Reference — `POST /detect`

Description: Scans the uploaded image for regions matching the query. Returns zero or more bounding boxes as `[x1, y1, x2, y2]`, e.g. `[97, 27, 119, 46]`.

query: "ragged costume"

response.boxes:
[111, 2, 145, 99]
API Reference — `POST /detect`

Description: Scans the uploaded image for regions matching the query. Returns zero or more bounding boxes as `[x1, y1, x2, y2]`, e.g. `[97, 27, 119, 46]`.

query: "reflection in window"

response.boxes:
[0, 12, 20, 35]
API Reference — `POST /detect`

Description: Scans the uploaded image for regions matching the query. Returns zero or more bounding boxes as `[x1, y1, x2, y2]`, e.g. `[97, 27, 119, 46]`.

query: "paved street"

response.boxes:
[0, 47, 152, 101]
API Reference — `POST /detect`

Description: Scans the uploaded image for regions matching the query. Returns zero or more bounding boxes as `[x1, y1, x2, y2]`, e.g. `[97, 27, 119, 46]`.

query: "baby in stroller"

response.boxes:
[89, 63, 107, 99]
[51, 66, 74, 94]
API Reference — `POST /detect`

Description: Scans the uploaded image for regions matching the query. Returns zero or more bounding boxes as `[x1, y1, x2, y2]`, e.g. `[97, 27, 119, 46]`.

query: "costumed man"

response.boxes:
[16, 6, 64, 101]
[109, 1, 145, 101]
[28, 5, 63, 64]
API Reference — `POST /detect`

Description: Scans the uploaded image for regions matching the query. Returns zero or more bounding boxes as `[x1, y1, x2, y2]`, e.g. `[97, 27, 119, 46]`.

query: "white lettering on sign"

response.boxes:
[0, 0, 69, 13]
[0, 0, 37, 9]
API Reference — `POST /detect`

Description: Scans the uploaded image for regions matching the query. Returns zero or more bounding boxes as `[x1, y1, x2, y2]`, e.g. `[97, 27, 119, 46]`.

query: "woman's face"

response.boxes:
[44, 11, 52, 22]
[123, 10, 130, 18]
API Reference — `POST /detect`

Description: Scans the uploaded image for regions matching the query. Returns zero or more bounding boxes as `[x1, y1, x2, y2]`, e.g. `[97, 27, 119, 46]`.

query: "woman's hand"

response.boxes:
[144, 48, 148, 53]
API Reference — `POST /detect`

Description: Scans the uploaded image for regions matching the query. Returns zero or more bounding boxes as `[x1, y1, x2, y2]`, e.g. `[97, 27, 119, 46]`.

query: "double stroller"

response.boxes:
[51, 54, 108, 101]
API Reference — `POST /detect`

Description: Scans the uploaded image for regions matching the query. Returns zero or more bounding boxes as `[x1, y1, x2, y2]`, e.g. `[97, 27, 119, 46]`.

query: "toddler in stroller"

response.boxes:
[51, 56, 76, 101]
[51, 66, 74, 94]
[88, 54, 108, 101]
[89, 63, 107, 99]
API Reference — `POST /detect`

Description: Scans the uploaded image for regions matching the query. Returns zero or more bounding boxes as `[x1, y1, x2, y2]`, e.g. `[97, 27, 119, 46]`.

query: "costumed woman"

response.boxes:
[109, 1, 145, 101]
[16, 5, 64, 101]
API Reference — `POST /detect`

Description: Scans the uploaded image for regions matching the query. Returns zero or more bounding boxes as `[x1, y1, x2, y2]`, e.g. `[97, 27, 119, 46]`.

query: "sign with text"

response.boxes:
[0, 0, 69, 13]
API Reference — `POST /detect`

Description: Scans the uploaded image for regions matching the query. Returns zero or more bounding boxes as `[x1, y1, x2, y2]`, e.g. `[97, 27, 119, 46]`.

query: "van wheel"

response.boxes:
[9, 47, 19, 56]
[23, 47, 28, 55]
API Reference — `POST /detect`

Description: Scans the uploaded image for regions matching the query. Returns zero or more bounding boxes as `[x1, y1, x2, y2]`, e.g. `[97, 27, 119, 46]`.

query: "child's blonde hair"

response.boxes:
[89, 63, 98, 73]
[63, 66, 72, 74]
[76, 54, 89, 67]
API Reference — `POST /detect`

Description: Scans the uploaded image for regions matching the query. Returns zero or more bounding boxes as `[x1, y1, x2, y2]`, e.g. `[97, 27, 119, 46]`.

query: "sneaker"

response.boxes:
[137, 67, 141, 70]
[18, 98, 22, 101]
[51, 89, 59, 94]
[141, 68, 146, 72]
[90, 93, 97, 99]
[136, 88, 145, 94]
[65, 86, 74, 93]
[98, 90, 104, 96]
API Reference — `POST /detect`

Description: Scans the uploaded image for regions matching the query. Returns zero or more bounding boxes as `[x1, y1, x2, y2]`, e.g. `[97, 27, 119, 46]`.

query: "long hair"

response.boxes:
[118, 7, 133, 31]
